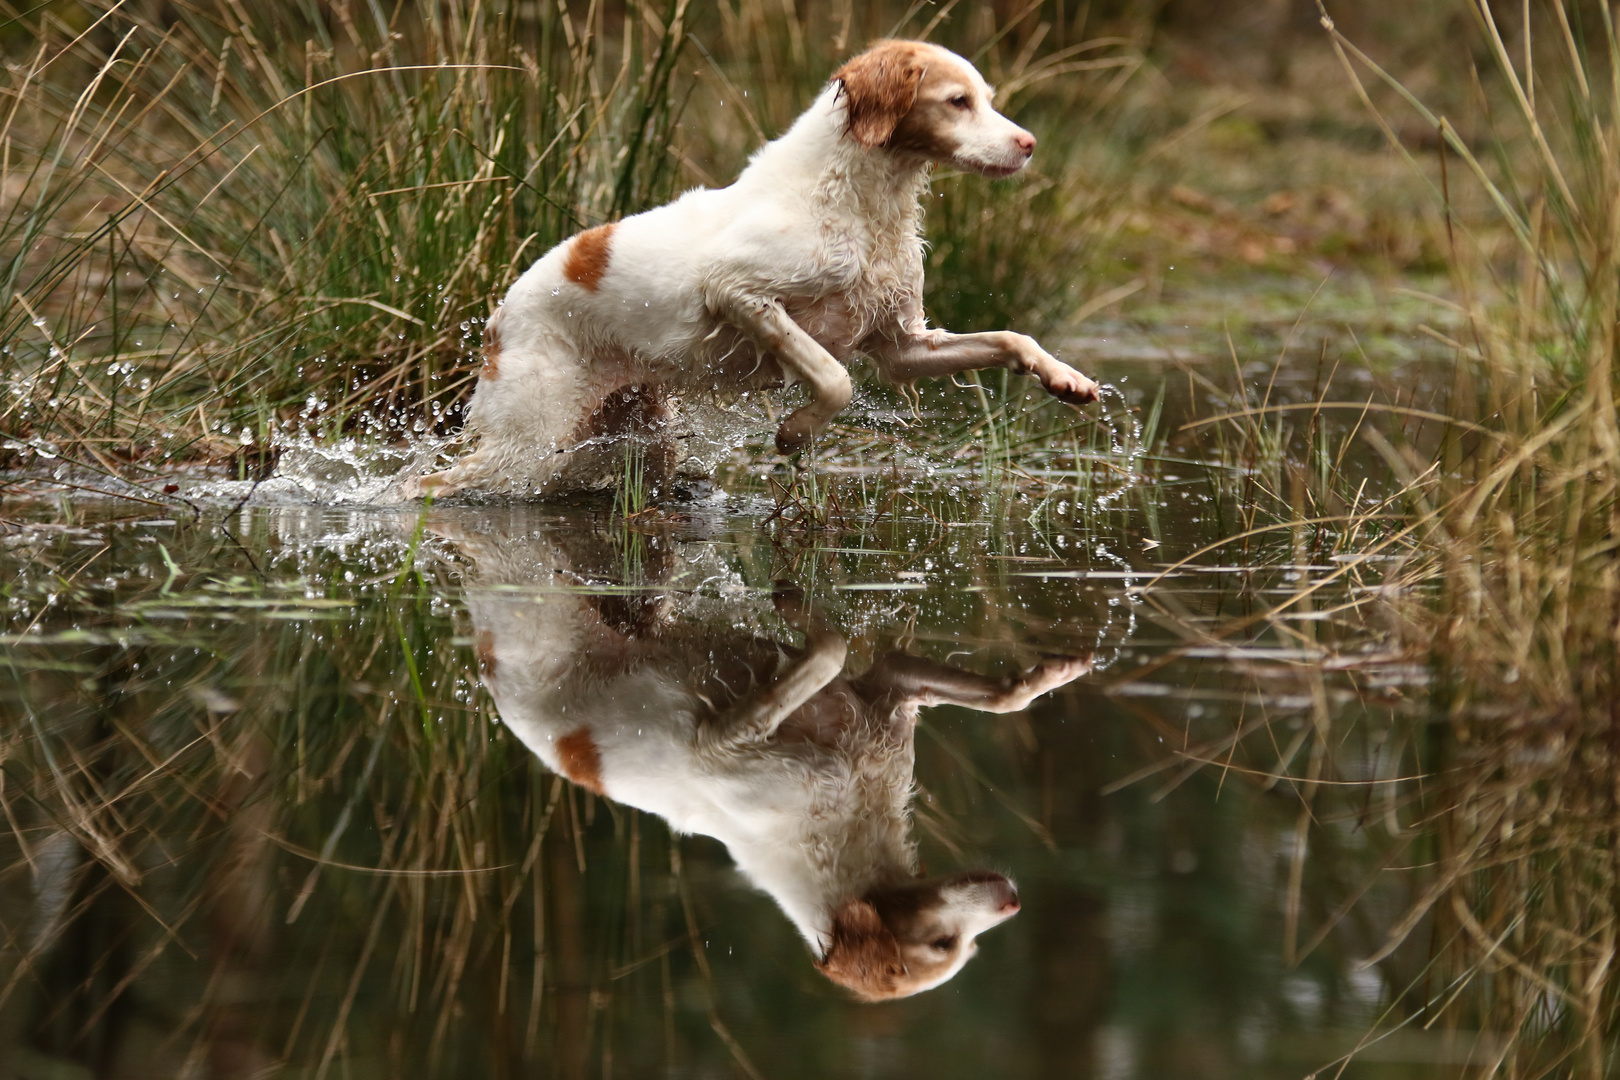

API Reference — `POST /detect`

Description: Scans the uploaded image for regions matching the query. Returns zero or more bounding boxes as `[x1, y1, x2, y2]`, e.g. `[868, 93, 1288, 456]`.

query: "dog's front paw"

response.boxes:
[1040, 364, 1100, 406]
[996, 653, 1091, 712]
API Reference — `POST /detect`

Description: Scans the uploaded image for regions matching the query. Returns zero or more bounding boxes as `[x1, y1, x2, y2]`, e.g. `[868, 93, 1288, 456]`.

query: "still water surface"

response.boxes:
[0, 455, 1468, 1079]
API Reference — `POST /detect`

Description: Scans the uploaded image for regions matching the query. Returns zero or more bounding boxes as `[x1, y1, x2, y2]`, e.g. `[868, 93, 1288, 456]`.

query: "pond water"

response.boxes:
[2, 317, 1485, 1079]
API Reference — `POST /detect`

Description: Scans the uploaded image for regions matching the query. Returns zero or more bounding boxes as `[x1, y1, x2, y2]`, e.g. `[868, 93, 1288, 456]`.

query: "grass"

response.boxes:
[2, 0, 692, 480]
[1107, 5, 1620, 1075]
[1324, 5, 1620, 1072]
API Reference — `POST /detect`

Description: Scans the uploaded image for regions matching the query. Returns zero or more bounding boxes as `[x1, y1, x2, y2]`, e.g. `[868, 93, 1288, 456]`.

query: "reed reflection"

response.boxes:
[439, 519, 1089, 1001]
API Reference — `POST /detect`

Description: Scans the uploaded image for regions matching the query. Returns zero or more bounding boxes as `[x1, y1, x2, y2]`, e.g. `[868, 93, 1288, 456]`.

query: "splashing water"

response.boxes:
[252, 429, 456, 505]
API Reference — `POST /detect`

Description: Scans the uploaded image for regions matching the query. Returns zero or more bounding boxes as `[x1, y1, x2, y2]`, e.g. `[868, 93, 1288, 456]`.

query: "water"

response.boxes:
[0, 437, 1471, 1079]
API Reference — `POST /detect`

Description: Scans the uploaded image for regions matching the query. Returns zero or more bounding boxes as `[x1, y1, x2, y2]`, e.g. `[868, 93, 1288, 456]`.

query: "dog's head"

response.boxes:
[816, 870, 1021, 1000]
[832, 40, 1035, 178]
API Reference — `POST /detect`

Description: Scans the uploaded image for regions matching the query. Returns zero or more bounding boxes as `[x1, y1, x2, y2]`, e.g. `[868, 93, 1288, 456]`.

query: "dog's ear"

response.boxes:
[833, 41, 928, 148]
[817, 898, 905, 1000]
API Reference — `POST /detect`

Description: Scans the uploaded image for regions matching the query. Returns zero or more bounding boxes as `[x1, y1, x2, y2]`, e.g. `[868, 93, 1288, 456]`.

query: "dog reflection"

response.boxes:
[445, 523, 1087, 1000]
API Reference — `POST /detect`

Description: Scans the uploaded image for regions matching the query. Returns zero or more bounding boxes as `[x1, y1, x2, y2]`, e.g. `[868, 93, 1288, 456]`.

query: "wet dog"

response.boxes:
[409, 40, 1099, 498]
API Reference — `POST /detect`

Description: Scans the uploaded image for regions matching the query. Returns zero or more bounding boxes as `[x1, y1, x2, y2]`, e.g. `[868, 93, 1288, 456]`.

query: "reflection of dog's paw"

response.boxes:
[771, 579, 807, 609]
[772, 581, 842, 643]
[771, 580, 817, 628]
[1026, 653, 1093, 692]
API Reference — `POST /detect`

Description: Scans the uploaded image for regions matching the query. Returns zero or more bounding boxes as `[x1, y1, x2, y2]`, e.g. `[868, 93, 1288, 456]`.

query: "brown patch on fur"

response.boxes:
[884, 51, 976, 160]
[580, 383, 670, 441]
[591, 591, 669, 640]
[832, 40, 934, 148]
[555, 727, 605, 794]
[563, 223, 617, 291]
[479, 315, 502, 380]
[817, 898, 906, 1001]
[475, 630, 497, 678]
[560, 383, 679, 510]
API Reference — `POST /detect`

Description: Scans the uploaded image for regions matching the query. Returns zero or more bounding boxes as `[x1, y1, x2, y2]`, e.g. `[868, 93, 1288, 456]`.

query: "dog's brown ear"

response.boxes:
[833, 41, 929, 148]
[817, 898, 905, 1001]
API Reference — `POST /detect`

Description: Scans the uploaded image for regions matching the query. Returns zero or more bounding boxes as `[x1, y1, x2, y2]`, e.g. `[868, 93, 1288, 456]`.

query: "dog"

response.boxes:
[433, 517, 1090, 999]
[409, 39, 1100, 498]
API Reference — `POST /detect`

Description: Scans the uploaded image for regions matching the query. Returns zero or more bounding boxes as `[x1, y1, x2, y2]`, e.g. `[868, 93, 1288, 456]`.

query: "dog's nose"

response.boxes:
[1014, 132, 1036, 155]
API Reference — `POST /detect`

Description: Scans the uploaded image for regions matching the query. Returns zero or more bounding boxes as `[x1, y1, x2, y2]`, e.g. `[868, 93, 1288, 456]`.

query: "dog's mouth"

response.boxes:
[955, 870, 1012, 886]
[959, 156, 1030, 179]
[943, 870, 1020, 914]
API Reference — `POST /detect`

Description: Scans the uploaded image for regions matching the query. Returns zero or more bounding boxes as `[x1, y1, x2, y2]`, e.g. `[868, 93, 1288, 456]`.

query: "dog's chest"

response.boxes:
[784, 294, 863, 357]
[791, 223, 921, 353]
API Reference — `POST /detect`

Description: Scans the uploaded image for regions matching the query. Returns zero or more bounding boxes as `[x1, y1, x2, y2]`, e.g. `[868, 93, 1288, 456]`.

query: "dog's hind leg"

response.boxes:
[404, 468, 466, 499]
[710, 289, 852, 454]
[705, 632, 846, 749]
[557, 383, 679, 496]
[400, 447, 505, 499]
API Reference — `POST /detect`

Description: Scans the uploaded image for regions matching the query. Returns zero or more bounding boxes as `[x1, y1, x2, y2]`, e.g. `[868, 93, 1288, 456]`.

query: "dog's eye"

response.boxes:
[948, 94, 970, 110]
[931, 935, 957, 951]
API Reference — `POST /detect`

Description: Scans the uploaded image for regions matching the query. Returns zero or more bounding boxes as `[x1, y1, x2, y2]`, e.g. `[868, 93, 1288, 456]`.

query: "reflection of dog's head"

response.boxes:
[818, 871, 1021, 1001]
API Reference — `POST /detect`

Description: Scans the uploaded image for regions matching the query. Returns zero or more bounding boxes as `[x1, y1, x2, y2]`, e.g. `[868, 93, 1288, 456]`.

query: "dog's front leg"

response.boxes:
[706, 630, 847, 750]
[860, 652, 1092, 714]
[704, 584, 846, 749]
[712, 290, 853, 453]
[868, 330, 1100, 407]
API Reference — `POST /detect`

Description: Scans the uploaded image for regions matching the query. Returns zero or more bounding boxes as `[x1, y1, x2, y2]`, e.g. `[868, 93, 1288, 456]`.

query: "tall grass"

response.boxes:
[1134, 5, 1620, 1074]
[2, 0, 690, 478]
[1338, 3, 1619, 1069]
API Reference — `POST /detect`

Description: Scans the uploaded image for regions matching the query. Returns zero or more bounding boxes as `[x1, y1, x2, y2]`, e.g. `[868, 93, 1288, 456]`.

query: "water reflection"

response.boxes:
[440, 518, 1089, 1000]
[4, 500, 1534, 1077]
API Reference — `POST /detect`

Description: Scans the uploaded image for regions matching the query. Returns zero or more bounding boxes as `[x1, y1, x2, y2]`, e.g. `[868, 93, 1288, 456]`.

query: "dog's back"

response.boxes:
[477, 602, 874, 834]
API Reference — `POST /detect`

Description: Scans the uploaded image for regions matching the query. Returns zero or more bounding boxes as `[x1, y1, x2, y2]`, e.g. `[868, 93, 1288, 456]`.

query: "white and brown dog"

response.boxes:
[438, 520, 1088, 999]
[410, 40, 1099, 498]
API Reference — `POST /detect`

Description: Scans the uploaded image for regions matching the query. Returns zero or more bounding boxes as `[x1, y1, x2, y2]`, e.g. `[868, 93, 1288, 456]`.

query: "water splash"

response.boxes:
[674, 394, 774, 477]
[251, 428, 454, 505]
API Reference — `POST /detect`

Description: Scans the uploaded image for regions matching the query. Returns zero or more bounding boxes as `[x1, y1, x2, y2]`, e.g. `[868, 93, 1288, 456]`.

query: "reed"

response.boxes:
[1139, 5, 1620, 1073]
[1335, 3, 1619, 1069]
[1, 0, 690, 478]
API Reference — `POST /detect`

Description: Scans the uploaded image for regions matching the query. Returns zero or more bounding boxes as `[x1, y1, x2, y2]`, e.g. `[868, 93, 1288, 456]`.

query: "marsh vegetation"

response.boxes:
[2, 1, 1618, 1077]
